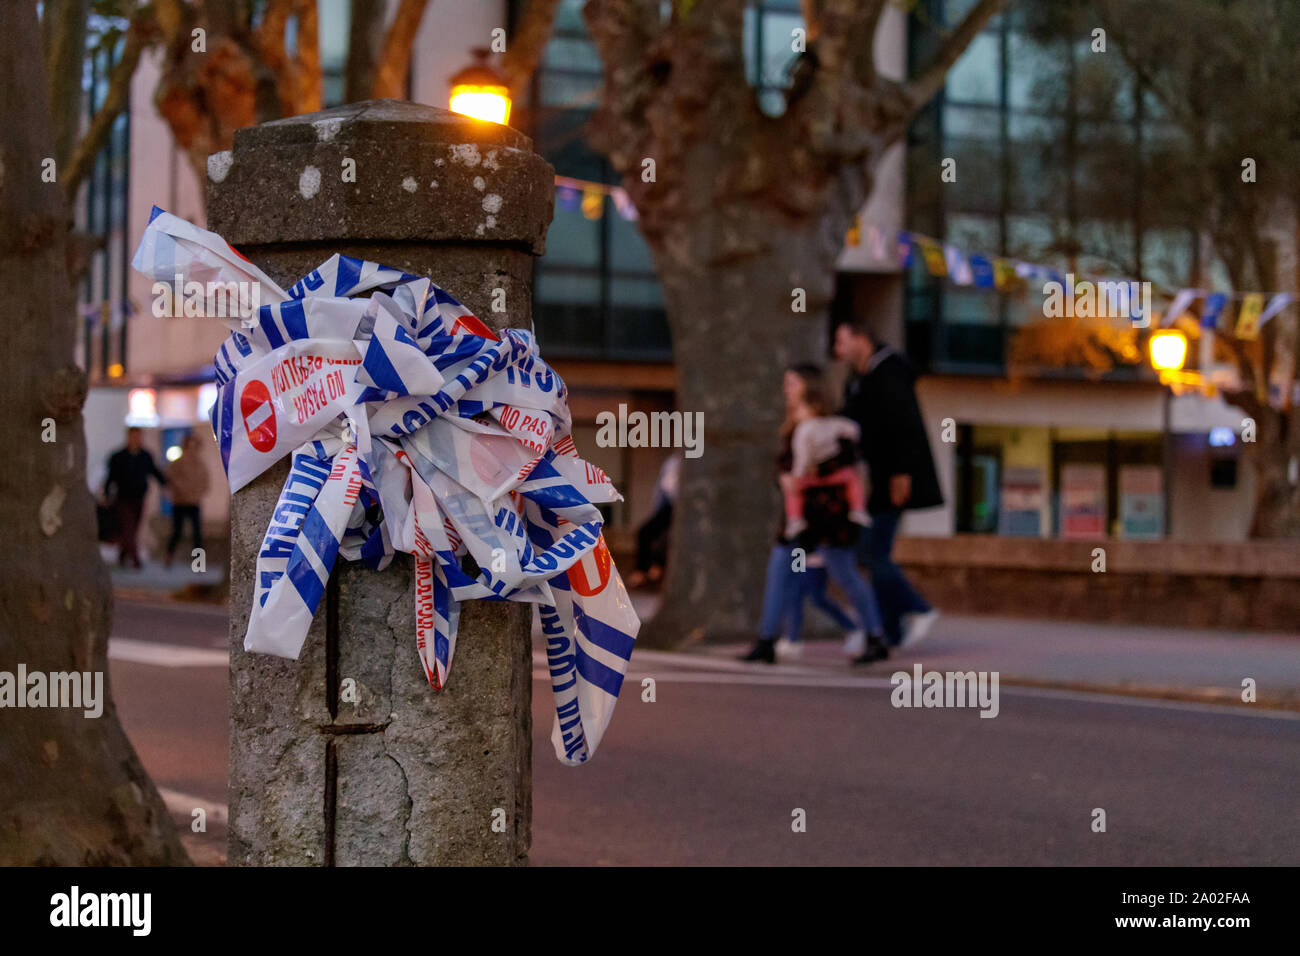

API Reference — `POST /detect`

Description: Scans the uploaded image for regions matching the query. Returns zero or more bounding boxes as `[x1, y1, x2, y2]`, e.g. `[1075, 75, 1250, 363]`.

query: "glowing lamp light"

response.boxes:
[1149, 330, 1188, 372]
[125, 388, 159, 427]
[165, 445, 183, 462]
[449, 48, 511, 125]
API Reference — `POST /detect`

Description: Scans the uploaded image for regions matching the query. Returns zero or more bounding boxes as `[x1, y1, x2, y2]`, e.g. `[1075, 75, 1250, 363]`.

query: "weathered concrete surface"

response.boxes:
[212, 101, 552, 866]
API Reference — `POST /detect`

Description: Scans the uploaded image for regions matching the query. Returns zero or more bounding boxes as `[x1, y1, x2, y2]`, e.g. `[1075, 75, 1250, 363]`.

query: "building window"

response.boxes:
[906, 0, 1196, 376]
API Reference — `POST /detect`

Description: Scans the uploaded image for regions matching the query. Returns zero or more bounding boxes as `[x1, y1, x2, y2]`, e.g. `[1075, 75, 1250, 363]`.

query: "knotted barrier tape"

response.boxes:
[133, 208, 639, 765]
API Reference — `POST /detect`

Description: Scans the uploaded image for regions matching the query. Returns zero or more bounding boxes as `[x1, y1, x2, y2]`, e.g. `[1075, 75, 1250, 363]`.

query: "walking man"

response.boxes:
[834, 320, 943, 648]
[104, 427, 167, 569]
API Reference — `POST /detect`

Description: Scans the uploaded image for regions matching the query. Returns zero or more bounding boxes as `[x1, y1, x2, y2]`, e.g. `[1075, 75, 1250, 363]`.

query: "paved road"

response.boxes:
[108, 598, 1300, 865]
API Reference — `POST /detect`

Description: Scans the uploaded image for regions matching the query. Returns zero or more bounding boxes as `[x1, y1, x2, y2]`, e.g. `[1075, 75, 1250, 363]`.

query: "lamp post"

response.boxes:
[449, 48, 512, 126]
[1149, 329, 1188, 538]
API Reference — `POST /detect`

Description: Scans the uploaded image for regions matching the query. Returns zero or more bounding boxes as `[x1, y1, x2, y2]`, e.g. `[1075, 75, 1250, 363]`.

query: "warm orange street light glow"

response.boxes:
[449, 48, 511, 126]
[1149, 329, 1188, 372]
[449, 85, 511, 125]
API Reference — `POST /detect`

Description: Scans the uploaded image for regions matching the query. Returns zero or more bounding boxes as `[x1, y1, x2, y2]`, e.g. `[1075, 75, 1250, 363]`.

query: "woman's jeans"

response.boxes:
[759, 544, 883, 639]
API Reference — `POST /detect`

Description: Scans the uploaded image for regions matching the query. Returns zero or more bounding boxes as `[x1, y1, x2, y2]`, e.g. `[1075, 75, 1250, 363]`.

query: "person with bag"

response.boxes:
[103, 427, 167, 569]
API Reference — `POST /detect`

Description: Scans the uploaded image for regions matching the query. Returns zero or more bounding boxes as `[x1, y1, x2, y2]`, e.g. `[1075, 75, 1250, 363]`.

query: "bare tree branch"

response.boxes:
[44, 0, 90, 173]
[62, 12, 151, 200]
[291, 0, 322, 113]
[372, 0, 431, 99]
[345, 0, 384, 102]
[502, 0, 563, 98]
[903, 0, 1004, 113]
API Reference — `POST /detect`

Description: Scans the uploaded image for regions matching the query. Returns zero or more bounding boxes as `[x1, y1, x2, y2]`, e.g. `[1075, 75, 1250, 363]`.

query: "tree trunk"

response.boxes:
[638, 213, 836, 646]
[0, 4, 188, 866]
[1248, 406, 1300, 538]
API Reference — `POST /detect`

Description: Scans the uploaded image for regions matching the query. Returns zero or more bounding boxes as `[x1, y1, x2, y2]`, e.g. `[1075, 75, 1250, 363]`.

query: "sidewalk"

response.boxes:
[629, 592, 1300, 710]
[108, 551, 226, 603]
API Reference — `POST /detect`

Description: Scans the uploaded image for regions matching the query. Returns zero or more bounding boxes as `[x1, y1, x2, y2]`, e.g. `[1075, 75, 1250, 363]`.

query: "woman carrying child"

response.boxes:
[740, 364, 889, 665]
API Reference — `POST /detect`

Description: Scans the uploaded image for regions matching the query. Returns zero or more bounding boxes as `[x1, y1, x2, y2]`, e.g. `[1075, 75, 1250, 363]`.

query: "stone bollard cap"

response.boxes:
[206, 99, 555, 254]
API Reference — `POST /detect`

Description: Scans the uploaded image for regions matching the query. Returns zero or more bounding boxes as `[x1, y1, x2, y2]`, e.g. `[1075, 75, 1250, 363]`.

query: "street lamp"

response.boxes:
[1148, 328, 1189, 540]
[1149, 329, 1188, 372]
[449, 48, 511, 126]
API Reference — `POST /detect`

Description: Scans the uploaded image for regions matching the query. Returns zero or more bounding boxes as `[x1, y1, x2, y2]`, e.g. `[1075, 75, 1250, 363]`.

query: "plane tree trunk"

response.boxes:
[0, 2, 188, 865]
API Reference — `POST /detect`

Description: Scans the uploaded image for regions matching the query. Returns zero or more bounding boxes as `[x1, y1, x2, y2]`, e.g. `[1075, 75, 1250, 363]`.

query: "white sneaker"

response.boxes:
[775, 638, 804, 662]
[842, 629, 866, 657]
[900, 610, 940, 649]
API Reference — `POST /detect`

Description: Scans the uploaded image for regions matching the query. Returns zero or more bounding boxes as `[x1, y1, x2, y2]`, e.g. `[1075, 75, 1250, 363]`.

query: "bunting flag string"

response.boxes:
[842, 214, 1296, 336]
[552, 173, 1293, 336]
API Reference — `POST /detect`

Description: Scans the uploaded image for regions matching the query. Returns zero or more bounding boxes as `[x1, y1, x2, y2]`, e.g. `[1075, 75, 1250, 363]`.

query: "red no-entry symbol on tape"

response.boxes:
[241, 380, 277, 452]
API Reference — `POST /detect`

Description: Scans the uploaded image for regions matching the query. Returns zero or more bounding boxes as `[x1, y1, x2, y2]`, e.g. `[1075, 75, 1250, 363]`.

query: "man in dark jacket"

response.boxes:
[104, 427, 167, 568]
[834, 320, 942, 648]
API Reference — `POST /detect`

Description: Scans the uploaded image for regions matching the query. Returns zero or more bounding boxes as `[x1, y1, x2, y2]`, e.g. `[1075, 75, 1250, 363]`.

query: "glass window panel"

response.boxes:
[542, 208, 600, 268]
[554, 0, 588, 32]
[609, 276, 663, 309]
[319, 0, 349, 70]
[947, 213, 1000, 253]
[537, 271, 600, 304]
[543, 36, 600, 72]
[608, 213, 656, 273]
[758, 87, 787, 117]
[943, 287, 1002, 325]
[743, 7, 759, 85]
[1006, 214, 1058, 260]
[1006, 31, 1061, 111]
[1140, 229, 1195, 291]
[1077, 219, 1135, 274]
[945, 31, 1001, 105]
[943, 103, 1002, 140]
[760, 13, 802, 88]
[940, 136, 1002, 215]
[540, 70, 601, 107]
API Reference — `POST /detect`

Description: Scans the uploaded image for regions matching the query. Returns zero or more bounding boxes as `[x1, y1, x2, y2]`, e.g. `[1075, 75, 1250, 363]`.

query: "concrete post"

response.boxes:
[207, 100, 554, 866]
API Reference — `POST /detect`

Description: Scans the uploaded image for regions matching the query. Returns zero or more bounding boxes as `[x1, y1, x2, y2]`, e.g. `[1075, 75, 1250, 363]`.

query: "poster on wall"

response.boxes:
[999, 466, 1044, 536]
[1119, 464, 1164, 539]
[1061, 463, 1106, 539]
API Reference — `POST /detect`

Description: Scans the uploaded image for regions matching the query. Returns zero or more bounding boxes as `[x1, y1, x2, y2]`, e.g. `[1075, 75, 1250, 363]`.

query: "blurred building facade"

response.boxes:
[73, 0, 1288, 562]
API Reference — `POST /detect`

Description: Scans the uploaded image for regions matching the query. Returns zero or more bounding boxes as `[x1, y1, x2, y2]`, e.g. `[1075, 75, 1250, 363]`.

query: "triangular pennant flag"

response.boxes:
[969, 254, 996, 289]
[1235, 293, 1264, 340]
[993, 258, 1019, 290]
[845, 215, 861, 247]
[1258, 292, 1293, 326]
[1160, 289, 1197, 327]
[580, 186, 605, 220]
[898, 232, 914, 268]
[917, 237, 947, 276]
[944, 244, 973, 285]
[1201, 292, 1227, 328]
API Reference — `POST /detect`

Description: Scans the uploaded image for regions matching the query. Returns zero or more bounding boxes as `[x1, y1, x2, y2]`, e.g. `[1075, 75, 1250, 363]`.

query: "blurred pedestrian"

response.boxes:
[741, 364, 888, 665]
[164, 432, 210, 568]
[834, 320, 943, 652]
[628, 452, 680, 589]
[103, 427, 167, 569]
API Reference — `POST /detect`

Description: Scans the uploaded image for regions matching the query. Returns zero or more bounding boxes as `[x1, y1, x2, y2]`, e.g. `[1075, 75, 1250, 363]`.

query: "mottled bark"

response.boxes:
[584, 0, 1002, 642]
[0, 3, 188, 866]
